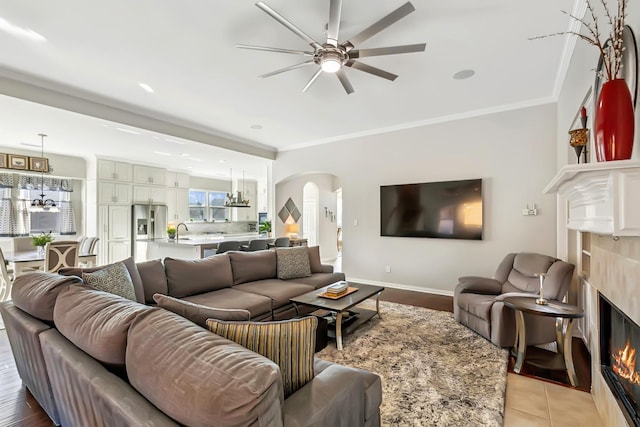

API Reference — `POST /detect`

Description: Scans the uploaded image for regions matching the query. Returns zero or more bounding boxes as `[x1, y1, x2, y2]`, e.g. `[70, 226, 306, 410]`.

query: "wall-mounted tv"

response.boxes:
[380, 178, 483, 240]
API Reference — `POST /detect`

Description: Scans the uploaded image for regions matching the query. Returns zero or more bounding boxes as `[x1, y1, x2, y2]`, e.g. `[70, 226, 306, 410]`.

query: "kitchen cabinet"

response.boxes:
[232, 181, 257, 222]
[133, 165, 166, 185]
[166, 188, 189, 222]
[133, 185, 167, 204]
[98, 182, 131, 204]
[98, 159, 132, 182]
[98, 204, 131, 264]
[108, 241, 131, 263]
[166, 171, 190, 188]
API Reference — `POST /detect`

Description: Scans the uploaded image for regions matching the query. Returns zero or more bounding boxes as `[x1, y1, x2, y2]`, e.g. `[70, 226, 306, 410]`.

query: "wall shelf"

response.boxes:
[543, 160, 640, 236]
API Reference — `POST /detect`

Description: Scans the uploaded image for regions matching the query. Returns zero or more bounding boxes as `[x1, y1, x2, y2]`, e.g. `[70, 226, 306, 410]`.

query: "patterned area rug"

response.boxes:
[317, 301, 508, 427]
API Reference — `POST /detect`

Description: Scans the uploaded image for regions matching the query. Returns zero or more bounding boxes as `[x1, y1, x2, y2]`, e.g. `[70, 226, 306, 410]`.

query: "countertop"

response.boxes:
[147, 233, 268, 247]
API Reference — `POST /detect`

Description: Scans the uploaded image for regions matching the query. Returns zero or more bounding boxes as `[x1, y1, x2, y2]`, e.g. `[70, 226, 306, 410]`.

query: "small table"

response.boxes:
[503, 296, 585, 386]
[290, 283, 384, 350]
[5, 251, 97, 277]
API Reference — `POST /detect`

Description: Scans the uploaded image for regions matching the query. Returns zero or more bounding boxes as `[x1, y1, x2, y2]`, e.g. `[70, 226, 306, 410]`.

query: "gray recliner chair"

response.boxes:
[454, 252, 575, 348]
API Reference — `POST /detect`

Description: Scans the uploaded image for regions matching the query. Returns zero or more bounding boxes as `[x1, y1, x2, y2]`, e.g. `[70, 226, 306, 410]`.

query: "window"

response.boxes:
[22, 189, 64, 233]
[189, 189, 228, 221]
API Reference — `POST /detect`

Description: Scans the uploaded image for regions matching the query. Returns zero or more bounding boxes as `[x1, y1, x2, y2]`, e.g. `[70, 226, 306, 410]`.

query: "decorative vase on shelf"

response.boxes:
[594, 79, 635, 162]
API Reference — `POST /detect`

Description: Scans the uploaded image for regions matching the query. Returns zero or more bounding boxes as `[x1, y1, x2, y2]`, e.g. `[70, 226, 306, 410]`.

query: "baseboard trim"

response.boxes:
[348, 277, 454, 297]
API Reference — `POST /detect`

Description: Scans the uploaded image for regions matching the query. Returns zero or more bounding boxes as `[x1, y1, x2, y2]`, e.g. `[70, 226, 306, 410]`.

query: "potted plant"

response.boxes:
[259, 220, 272, 238]
[166, 225, 177, 239]
[31, 232, 54, 254]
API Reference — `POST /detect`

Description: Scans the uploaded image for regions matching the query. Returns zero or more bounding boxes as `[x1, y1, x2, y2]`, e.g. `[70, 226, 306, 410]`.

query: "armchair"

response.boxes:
[454, 252, 575, 347]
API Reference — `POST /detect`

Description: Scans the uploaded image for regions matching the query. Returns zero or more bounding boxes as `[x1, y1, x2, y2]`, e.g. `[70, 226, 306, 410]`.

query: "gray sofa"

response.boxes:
[0, 248, 383, 427]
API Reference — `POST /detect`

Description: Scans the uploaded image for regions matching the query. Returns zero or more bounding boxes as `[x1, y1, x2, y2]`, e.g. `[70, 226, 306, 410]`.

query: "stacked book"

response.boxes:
[326, 281, 349, 297]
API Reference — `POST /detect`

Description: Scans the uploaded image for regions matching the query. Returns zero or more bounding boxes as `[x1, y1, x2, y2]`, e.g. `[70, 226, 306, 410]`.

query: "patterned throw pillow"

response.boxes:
[82, 262, 136, 301]
[275, 246, 312, 280]
[206, 316, 317, 398]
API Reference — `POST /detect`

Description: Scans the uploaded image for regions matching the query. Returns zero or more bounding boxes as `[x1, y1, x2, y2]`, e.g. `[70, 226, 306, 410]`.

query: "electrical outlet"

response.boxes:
[385, 265, 391, 273]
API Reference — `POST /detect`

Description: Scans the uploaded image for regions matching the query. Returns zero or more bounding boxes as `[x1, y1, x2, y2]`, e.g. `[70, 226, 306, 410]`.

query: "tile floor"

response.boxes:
[504, 373, 604, 427]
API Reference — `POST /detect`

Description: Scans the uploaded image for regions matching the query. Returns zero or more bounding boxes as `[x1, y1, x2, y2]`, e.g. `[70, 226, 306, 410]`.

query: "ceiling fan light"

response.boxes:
[320, 53, 342, 73]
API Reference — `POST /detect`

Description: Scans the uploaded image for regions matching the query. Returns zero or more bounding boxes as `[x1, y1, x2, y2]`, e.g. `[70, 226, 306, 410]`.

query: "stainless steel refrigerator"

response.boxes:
[132, 204, 168, 262]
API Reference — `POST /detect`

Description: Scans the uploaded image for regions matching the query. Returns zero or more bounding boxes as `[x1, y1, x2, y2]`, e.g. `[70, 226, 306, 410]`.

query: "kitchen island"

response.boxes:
[146, 233, 272, 260]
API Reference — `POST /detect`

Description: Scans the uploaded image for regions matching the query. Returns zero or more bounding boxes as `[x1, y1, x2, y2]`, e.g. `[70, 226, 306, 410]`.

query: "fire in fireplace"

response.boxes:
[600, 294, 640, 427]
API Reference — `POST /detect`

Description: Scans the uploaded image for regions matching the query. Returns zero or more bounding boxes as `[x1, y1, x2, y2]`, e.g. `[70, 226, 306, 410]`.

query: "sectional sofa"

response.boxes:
[0, 247, 383, 426]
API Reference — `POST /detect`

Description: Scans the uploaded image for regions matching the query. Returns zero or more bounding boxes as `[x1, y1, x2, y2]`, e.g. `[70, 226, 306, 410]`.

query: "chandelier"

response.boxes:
[30, 134, 58, 213]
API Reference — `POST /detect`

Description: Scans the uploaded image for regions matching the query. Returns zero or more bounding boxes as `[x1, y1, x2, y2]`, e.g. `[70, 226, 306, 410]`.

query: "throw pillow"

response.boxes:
[82, 262, 136, 301]
[153, 293, 251, 328]
[275, 246, 311, 280]
[207, 316, 317, 398]
[307, 246, 323, 273]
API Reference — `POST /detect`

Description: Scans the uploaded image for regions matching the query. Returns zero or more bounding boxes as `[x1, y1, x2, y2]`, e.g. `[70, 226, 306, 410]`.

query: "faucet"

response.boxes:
[176, 223, 189, 242]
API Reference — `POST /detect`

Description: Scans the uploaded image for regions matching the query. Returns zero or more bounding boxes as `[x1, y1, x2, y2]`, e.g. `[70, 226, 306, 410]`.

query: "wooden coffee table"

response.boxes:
[290, 283, 384, 350]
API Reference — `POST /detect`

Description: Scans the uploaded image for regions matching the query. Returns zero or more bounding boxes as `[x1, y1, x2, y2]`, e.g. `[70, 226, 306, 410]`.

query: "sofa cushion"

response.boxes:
[127, 309, 283, 427]
[164, 254, 233, 298]
[58, 256, 145, 303]
[228, 250, 277, 285]
[307, 246, 323, 273]
[207, 316, 317, 398]
[183, 288, 273, 319]
[82, 262, 136, 301]
[276, 247, 311, 280]
[287, 272, 347, 290]
[10, 272, 82, 322]
[54, 285, 150, 367]
[136, 259, 168, 304]
[234, 279, 314, 307]
[153, 293, 250, 328]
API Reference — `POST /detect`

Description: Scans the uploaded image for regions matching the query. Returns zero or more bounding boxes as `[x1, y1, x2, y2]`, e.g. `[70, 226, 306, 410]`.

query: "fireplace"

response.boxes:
[600, 294, 640, 426]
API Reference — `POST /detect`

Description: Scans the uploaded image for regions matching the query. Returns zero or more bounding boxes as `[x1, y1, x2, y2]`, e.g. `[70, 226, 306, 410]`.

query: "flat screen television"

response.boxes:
[380, 178, 483, 240]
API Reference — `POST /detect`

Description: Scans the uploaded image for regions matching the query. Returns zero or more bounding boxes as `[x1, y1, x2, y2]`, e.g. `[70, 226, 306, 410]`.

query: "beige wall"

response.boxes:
[274, 103, 559, 294]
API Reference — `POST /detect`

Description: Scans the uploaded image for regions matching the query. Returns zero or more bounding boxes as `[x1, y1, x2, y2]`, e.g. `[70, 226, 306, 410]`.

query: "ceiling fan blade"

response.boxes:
[346, 60, 398, 81]
[350, 43, 426, 59]
[335, 69, 354, 94]
[237, 44, 314, 57]
[259, 60, 315, 78]
[327, 0, 343, 47]
[255, 2, 323, 50]
[302, 68, 323, 92]
[345, 2, 415, 49]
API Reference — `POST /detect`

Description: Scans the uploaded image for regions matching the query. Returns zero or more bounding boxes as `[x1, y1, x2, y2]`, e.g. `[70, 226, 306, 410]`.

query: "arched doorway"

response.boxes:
[303, 182, 319, 247]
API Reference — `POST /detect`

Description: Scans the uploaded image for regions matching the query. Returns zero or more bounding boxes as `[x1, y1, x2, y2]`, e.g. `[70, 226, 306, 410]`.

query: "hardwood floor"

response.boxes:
[0, 286, 591, 426]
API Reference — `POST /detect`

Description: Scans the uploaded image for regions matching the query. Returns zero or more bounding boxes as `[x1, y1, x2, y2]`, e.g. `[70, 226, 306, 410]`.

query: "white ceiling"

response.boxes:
[0, 0, 576, 179]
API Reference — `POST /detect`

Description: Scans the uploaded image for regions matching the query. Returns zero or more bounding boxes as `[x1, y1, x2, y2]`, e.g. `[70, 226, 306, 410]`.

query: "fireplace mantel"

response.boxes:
[543, 160, 640, 236]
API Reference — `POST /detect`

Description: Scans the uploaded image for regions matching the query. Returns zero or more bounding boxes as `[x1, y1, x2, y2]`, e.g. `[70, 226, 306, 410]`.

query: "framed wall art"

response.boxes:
[0, 154, 7, 169]
[8, 154, 28, 170]
[29, 157, 49, 172]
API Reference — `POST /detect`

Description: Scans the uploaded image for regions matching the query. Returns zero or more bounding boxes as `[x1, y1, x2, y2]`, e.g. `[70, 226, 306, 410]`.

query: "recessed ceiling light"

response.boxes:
[250, 124, 263, 130]
[181, 153, 189, 157]
[0, 17, 46, 42]
[139, 83, 155, 93]
[453, 69, 475, 80]
[153, 151, 171, 156]
[116, 127, 141, 135]
[187, 166, 193, 169]
[218, 160, 226, 163]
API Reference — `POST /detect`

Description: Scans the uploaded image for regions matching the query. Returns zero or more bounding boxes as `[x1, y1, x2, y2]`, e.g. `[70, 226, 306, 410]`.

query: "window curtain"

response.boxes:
[11, 198, 30, 236]
[17, 175, 73, 192]
[59, 201, 77, 235]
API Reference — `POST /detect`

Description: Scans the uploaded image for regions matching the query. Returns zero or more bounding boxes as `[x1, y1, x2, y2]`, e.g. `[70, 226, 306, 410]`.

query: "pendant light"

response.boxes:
[30, 134, 59, 212]
[224, 168, 251, 207]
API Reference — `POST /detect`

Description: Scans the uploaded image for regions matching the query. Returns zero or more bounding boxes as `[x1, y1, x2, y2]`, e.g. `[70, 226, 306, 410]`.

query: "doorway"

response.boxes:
[302, 182, 319, 247]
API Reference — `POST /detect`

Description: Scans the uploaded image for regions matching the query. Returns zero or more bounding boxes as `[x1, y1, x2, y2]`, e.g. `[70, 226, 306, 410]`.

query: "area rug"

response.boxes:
[316, 301, 509, 427]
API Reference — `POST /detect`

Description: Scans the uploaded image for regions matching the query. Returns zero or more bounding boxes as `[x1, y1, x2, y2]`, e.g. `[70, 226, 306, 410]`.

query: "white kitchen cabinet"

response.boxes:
[108, 241, 131, 263]
[133, 185, 167, 204]
[98, 159, 132, 182]
[98, 182, 131, 204]
[133, 165, 166, 185]
[166, 171, 190, 188]
[166, 188, 189, 222]
[108, 205, 131, 240]
[97, 204, 131, 264]
[232, 181, 257, 222]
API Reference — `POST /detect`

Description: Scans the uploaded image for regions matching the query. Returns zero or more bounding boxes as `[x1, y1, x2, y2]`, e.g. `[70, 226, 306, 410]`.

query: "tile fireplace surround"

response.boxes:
[588, 235, 640, 426]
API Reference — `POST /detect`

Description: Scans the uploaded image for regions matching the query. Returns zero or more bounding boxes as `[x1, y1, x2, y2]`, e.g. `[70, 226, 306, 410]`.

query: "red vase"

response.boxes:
[594, 79, 635, 161]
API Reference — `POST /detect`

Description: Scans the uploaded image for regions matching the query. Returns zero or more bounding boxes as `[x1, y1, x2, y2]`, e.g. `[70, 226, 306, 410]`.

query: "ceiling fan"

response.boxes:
[238, 0, 426, 94]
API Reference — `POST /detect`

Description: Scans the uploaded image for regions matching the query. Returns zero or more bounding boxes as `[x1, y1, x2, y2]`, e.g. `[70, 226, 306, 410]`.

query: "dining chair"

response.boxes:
[44, 241, 79, 273]
[12, 236, 41, 274]
[273, 237, 290, 247]
[79, 237, 99, 267]
[215, 241, 241, 254]
[0, 247, 14, 302]
[241, 239, 269, 252]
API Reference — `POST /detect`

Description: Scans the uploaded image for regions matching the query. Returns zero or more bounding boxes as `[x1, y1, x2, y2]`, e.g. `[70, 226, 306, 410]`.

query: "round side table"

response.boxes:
[502, 296, 585, 387]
